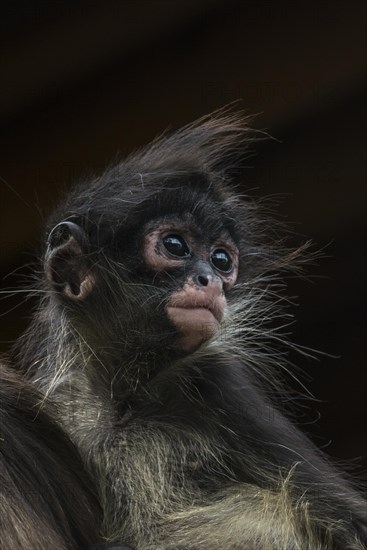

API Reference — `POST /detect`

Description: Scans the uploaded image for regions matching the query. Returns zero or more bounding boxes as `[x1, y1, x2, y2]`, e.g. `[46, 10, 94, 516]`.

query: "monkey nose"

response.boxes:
[192, 263, 222, 291]
[197, 274, 210, 286]
[195, 273, 222, 289]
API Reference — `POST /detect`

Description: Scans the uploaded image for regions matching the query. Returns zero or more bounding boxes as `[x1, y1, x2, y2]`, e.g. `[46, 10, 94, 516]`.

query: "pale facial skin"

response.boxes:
[143, 221, 239, 352]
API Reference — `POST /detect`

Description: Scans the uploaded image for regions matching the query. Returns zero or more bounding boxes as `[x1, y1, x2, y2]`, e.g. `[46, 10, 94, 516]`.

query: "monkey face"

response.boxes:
[142, 217, 239, 352]
[45, 192, 241, 356]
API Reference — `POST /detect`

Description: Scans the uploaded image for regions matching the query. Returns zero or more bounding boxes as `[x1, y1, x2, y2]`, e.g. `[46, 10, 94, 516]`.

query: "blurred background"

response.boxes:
[0, 0, 366, 467]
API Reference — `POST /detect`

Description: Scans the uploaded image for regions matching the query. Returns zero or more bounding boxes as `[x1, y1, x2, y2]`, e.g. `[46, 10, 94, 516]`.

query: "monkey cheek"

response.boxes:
[166, 307, 220, 352]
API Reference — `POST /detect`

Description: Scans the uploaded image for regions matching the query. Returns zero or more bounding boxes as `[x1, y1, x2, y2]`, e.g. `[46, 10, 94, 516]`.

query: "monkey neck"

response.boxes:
[15, 306, 175, 398]
[15, 301, 235, 418]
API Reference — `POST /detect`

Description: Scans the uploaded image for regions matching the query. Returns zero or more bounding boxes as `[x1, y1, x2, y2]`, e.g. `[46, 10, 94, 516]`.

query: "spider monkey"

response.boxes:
[11, 113, 366, 549]
[0, 361, 102, 549]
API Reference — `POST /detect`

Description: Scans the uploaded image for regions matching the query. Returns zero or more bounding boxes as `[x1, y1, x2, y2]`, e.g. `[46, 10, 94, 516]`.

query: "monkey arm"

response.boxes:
[154, 485, 335, 550]
[85, 356, 366, 550]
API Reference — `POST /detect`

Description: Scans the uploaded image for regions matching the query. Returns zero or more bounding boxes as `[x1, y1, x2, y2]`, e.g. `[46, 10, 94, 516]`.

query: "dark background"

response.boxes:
[0, 1, 366, 468]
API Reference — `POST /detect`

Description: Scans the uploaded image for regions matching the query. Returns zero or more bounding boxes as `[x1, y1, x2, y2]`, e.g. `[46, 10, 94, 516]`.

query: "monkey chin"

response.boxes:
[166, 306, 220, 353]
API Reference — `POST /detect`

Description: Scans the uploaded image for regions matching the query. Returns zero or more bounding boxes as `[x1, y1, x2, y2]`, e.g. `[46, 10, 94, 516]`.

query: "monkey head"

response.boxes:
[43, 114, 272, 367]
[45, 186, 241, 358]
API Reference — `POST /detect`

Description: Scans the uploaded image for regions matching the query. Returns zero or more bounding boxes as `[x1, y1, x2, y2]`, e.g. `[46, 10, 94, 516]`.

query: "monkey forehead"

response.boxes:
[142, 212, 234, 243]
[128, 185, 240, 240]
[116, 169, 235, 221]
[48, 170, 247, 253]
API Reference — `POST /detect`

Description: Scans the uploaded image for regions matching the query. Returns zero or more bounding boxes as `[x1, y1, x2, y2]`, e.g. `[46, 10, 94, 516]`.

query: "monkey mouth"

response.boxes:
[166, 305, 221, 352]
[167, 296, 224, 323]
[166, 304, 221, 338]
[167, 305, 220, 322]
[165, 290, 225, 351]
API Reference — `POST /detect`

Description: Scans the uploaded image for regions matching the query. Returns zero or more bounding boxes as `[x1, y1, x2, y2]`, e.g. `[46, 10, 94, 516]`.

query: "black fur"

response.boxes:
[0, 361, 102, 549]
[12, 112, 367, 548]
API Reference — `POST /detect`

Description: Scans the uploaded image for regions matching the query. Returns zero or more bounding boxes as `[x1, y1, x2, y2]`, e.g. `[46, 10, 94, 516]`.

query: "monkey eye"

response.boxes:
[210, 249, 232, 273]
[162, 234, 190, 258]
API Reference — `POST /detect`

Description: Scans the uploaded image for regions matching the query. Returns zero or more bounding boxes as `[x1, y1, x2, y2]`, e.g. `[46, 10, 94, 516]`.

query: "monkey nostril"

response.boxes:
[197, 275, 209, 287]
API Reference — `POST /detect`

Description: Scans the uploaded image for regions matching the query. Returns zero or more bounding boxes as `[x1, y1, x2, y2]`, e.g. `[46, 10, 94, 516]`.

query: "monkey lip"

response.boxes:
[167, 306, 219, 340]
[166, 292, 225, 349]
[167, 296, 224, 323]
[167, 305, 221, 323]
[166, 305, 221, 351]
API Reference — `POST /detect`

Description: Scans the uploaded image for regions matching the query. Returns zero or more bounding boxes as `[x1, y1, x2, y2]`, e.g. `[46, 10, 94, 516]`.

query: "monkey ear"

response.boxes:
[46, 221, 95, 301]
